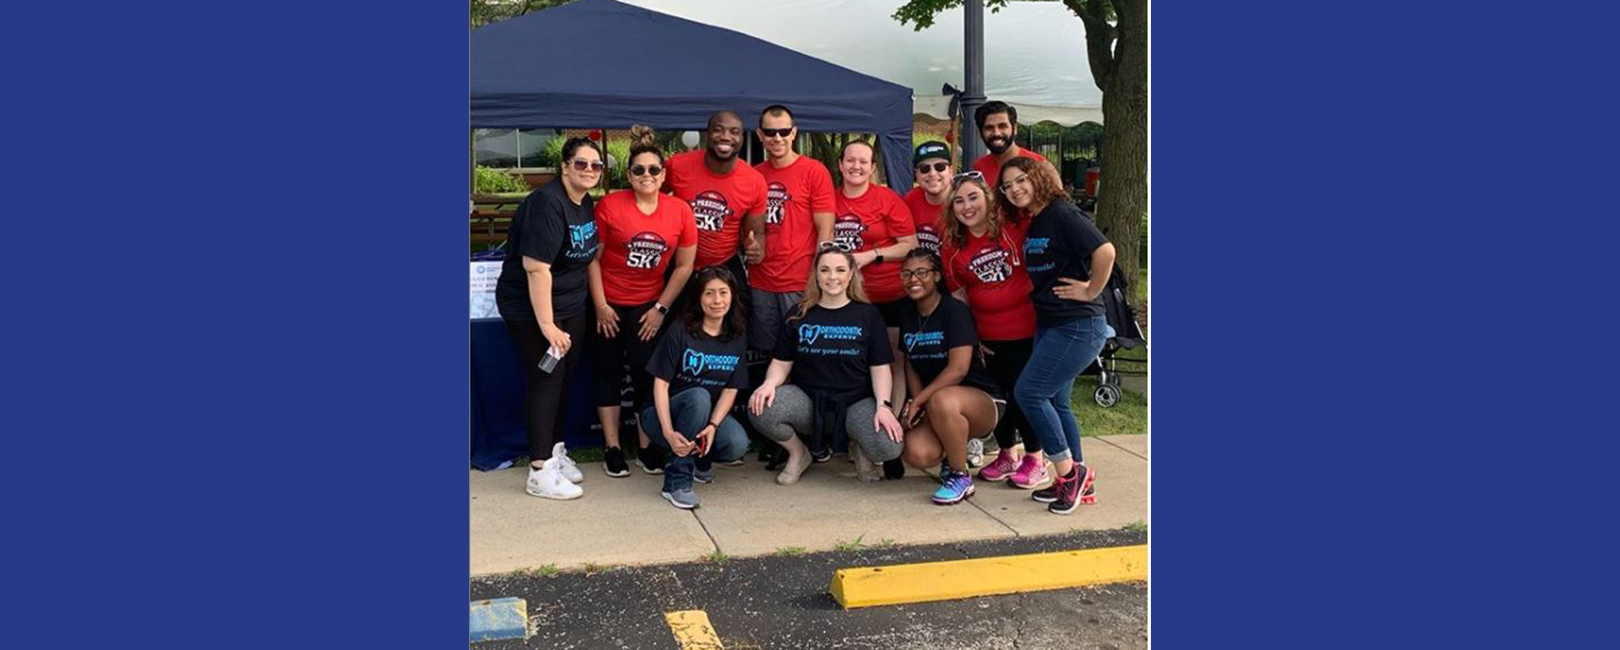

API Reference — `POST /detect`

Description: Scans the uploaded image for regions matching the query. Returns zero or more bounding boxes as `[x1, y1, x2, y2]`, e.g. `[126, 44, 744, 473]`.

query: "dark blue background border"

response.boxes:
[8, 0, 1603, 647]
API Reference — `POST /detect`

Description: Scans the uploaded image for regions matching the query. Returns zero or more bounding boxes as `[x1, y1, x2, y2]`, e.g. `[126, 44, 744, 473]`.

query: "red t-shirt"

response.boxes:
[902, 187, 947, 255]
[834, 185, 915, 303]
[941, 221, 1038, 340]
[594, 190, 698, 306]
[752, 156, 836, 292]
[661, 150, 769, 268]
[972, 147, 1049, 192]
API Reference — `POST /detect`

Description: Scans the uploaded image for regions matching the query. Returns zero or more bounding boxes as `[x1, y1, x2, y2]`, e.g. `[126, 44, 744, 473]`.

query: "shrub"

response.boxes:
[475, 165, 529, 194]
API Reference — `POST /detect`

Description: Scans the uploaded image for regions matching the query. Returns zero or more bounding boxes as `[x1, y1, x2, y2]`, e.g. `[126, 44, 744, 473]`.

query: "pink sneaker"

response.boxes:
[1010, 454, 1051, 489]
[977, 451, 1020, 482]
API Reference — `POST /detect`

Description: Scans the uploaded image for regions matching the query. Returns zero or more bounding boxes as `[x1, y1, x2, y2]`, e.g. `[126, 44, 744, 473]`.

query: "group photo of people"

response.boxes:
[495, 102, 1121, 516]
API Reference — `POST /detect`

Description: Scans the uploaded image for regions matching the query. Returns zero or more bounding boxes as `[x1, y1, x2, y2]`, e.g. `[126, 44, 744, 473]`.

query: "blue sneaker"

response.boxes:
[932, 469, 975, 505]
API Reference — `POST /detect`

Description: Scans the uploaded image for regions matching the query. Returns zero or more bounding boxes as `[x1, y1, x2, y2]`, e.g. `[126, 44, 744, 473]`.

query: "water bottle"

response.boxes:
[538, 345, 564, 373]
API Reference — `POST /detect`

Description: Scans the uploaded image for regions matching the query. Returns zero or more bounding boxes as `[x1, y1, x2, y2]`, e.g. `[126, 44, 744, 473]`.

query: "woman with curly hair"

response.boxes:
[995, 157, 1115, 515]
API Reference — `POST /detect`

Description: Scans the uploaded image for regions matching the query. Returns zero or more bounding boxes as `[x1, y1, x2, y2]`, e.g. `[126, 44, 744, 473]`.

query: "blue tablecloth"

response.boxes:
[470, 317, 601, 470]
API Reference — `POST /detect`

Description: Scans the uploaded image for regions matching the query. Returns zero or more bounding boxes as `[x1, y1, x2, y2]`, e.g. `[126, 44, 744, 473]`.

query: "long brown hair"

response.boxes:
[938, 174, 1007, 248]
[682, 265, 746, 342]
[994, 157, 1069, 224]
[790, 247, 869, 320]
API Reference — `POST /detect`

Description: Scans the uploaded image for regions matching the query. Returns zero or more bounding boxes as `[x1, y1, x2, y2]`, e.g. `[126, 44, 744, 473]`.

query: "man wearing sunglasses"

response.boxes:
[749, 104, 836, 354]
[971, 101, 1047, 191]
[904, 141, 953, 255]
[662, 110, 769, 290]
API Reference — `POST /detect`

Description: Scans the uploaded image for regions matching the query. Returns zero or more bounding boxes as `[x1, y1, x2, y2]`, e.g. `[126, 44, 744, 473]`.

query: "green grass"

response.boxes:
[511, 564, 559, 579]
[702, 549, 730, 563]
[1072, 375, 1147, 437]
[1123, 520, 1147, 533]
[876, 538, 898, 549]
[833, 534, 867, 552]
[774, 546, 807, 557]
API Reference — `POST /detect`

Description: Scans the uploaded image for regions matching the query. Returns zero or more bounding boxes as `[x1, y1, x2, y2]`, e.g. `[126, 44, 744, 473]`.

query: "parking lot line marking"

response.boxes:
[830, 544, 1147, 609]
[665, 609, 724, 649]
[470, 597, 528, 642]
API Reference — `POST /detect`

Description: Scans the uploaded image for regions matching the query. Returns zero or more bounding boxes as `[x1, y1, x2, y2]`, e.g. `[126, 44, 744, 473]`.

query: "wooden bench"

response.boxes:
[470, 193, 525, 250]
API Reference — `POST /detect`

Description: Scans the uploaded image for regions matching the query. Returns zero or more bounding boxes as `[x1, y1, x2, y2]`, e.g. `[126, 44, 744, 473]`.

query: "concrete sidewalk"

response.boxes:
[470, 434, 1147, 577]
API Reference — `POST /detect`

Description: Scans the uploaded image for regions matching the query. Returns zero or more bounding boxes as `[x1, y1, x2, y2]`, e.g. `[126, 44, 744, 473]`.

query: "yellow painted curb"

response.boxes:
[665, 609, 724, 649]
[830, 544, 1147, 609]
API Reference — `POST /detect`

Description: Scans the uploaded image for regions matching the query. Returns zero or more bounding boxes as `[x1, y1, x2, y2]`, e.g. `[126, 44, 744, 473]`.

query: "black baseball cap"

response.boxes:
[913, 141, 950, 167]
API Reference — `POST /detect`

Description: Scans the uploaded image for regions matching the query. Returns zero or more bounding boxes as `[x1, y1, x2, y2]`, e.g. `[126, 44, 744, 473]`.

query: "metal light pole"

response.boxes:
[959, 0, 986, 168]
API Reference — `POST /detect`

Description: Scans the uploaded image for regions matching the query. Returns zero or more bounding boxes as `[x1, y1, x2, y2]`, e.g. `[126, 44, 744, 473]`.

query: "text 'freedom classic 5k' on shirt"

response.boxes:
[833, 185, 915, 303]
[902, 187, 945, 255]
[772, 302, 893, 394]
[941, 220, 1038, 341]
[496, 178, 599, 320]
[593, 190, 697, 306]
[662, 150, 768, 268]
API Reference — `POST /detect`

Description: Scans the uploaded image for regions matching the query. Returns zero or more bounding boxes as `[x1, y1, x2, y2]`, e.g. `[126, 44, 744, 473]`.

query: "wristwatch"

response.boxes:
[654, 302, 669, 315]
[874, 251, 885, 264]
[881, 399, 894, 410]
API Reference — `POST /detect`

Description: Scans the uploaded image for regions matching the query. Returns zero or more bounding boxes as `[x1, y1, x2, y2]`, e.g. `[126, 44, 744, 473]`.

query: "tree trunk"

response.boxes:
[1095, 0, 1147, 301]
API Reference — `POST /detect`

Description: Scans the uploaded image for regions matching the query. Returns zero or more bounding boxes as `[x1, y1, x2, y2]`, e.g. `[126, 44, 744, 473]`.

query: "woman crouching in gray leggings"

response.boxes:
[747, 248, 906, 485]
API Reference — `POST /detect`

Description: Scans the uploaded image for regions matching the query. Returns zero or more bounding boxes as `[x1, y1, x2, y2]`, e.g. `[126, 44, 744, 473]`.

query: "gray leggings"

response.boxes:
[748, 384, 903, 462]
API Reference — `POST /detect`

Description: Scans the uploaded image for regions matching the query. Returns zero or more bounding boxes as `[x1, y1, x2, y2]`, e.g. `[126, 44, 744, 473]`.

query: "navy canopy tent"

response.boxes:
[471, 0, 916, 192]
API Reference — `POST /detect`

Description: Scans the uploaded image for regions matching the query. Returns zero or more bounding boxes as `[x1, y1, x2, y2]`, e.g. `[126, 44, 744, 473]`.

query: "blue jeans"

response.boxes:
[1014, 315, 1111, 464]
[641, 388, 748, 491]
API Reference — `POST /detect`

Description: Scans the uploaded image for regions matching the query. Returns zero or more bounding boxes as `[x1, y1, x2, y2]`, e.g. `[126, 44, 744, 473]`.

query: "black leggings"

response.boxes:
[504, 310, 589, 461]
[591, 301, 661, 409]
[983, 337, 1040, 453]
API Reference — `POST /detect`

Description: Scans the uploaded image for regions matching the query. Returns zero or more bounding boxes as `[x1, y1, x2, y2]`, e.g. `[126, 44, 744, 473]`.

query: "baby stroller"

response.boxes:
[1085, 262, 1145, 408]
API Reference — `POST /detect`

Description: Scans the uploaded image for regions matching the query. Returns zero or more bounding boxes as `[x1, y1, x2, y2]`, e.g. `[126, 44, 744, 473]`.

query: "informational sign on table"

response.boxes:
[470, 256, 503, 320]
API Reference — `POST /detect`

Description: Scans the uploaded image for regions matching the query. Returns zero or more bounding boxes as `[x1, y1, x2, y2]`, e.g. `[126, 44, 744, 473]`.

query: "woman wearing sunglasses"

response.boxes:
[995, 157, 1115, 515]
[495, 135, 604, 499]
[586, 125, 698, 479]
[748, 247, 905, 485]
[834, 139, 917, 478]
[895, 249, 1006, 505]
[938, 171, 1048, 491]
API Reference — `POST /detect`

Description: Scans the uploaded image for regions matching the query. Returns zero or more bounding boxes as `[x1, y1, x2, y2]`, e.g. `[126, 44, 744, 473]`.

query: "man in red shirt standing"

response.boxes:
[751, 104, 836, 353]
[971, 100, 1048, 190]
[662, 110, 769, 297]
[903, 140, 953, 255]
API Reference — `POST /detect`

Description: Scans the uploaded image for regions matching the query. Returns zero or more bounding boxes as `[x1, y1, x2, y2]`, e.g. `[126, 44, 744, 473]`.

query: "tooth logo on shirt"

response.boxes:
[798, 324, 820, 345]
[691, 190, 733, 232]
[682, 348, 706, 374]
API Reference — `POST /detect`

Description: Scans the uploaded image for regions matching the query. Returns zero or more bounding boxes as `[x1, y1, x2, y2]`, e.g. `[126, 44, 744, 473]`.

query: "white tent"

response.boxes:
[621, 0, 1103, 126]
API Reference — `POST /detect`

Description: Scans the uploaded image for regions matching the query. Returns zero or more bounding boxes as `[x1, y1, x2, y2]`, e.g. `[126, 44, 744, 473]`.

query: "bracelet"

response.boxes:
[708, 420, 722, 429]
[654, 302, 669, 314]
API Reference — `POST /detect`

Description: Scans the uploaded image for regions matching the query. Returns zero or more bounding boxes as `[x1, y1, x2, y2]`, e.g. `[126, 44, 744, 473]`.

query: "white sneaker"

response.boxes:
[551, 442, 583, 484]
[967, 438, 986, 468]
[526, 465, 583, 500]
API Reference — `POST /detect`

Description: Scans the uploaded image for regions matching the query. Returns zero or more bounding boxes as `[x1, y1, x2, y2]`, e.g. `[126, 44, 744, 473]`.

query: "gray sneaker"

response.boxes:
[661, 488, 700, 509]
[693, 466, 715, 484]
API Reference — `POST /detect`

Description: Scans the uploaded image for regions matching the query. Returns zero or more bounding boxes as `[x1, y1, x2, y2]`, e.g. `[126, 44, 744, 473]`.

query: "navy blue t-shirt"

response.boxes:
[1022, 200, 1109, 327]
[773, 302, 893, 394]
[646, 324, 749, 402]
[496, 179, 600, 320]
[899, 295, 1002, 397]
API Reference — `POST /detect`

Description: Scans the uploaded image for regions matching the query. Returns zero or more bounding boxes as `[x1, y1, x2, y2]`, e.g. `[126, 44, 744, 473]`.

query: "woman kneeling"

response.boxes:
[895, 250, 1006, 504]
[640, 267, 751, 509]
[748, 248, 906, 485]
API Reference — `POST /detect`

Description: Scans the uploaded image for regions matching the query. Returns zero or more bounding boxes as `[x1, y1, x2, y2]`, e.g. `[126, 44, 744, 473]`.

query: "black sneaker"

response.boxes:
[882, 458, 906, 480]
[1031, 471, 1065, 503]
[603, 447, 630, 478]
[1048, 464, 1096, 514]
[811, 447, 833, 463]
[636, 445, 666, 475]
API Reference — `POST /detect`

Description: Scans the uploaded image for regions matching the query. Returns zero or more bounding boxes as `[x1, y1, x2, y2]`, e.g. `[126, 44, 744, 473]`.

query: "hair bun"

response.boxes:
[629, 124, 656, 148]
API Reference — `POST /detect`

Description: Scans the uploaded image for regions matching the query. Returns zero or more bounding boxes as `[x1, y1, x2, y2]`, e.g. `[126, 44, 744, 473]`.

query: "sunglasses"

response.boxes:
[759, 127, 794, 138]
[899, 269, 938, 280]
[916, 162, 950, 174]
[951, 170, 985, 185]
[628, 164, 664, 177]
[568, 158, 605, 172]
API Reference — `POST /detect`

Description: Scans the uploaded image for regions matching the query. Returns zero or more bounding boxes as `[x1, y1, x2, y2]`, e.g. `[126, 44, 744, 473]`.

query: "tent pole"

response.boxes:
[960, 0, 985, 168]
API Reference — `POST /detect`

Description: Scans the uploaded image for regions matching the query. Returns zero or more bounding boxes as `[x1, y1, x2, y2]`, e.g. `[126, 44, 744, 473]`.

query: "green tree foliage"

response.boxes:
[894, 0, 1147, 296]
[471, 0, 575, 28]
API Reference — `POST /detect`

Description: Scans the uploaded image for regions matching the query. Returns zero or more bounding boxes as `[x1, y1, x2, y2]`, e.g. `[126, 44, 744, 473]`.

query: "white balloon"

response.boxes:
[681, 131, 700, 149]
